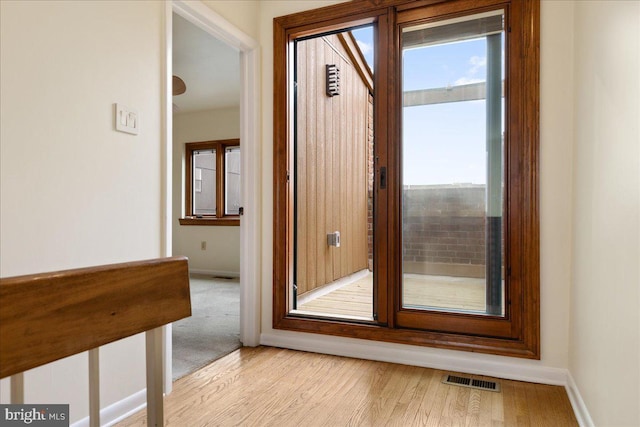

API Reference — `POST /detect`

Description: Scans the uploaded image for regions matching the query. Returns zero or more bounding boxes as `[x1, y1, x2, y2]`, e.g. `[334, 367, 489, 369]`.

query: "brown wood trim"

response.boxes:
[395, 310, 514, 339]
[184, 138, 240, 220]
[273, 0, 540, 359]
[374, 10, 391, 325]
[216, 143, 224, 218]
[338, 33, 374, 92]
[179, 217, 240, 226]
[0, 257, 191, 378]
[514, 0, 541, 358]
[275, 315, 538, 359]
[273, 16, 290, 321]
[390, 0, 539, 356]
[275, 2, 385, 30]
[395, 0, 509, 24]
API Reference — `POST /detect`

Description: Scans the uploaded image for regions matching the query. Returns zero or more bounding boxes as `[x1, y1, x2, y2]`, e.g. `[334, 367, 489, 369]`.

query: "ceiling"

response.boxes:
[172, 13, 240, 114]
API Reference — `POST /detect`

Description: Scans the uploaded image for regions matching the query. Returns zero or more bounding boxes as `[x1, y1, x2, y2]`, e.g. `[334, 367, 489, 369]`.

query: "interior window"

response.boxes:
[180, 139, 240, 226]
[193, 148, 217, 215]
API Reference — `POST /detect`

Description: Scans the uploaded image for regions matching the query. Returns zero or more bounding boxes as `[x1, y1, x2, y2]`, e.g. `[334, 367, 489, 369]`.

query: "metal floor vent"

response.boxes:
[442, 375, 501, 392]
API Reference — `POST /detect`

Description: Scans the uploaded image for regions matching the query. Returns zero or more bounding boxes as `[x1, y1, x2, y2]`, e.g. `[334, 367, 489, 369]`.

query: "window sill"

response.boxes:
[179, 217, 240, 226]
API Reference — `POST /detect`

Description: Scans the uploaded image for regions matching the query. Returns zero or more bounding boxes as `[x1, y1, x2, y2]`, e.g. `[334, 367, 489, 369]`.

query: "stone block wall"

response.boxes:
[402, 185, 487, 273]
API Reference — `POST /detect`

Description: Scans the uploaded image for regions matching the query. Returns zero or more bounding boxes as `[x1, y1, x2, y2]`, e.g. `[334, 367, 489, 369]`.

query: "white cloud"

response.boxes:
[454, 76, 483, 86]
[468, 55, 487, 75]
[356, 40, 373, 56]
[453, 55, 487, 86]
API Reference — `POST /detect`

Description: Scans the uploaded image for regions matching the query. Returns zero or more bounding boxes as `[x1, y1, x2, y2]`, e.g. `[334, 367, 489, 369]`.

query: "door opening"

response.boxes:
[164, 0, 261, 390]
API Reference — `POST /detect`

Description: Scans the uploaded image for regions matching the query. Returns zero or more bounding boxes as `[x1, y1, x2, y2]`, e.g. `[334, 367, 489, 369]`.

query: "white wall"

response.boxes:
[172, 107, 241, 275]
[570, 1, 640, 425]
[201, 0, 260, 41]
[0, 0, 164, 423]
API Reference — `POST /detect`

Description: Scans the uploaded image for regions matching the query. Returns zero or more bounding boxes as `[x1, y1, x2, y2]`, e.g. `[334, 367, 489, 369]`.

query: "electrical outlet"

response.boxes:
[201, 241, 206, 250]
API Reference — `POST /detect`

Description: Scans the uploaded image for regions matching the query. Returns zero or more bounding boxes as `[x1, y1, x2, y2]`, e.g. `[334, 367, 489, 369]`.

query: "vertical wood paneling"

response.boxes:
[318, 39, 329, 287]
[296, 41, 308, 294]
[334, 40, 344, 280]
[327, 40, 338, 282]
[309, 40, 319, 293]
[296, 33, 370, 295]
[312, 38, 324, 290]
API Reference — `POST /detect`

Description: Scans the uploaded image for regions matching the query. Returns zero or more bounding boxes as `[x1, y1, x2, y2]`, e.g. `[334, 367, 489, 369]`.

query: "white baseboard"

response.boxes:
[71, 388, 146, 427]
[260, 331, 568, 385]
[189, 268, 240, 278]
[566, 372, 595, 427]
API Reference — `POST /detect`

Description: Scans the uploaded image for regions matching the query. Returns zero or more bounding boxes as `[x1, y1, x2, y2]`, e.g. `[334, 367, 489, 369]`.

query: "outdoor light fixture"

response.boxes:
[326, 64, 340, 97]
[327, 231, 341, 247]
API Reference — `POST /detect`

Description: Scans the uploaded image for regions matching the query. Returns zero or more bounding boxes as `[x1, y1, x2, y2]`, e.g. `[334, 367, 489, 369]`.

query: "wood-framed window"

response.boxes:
[179, 139, 240, 226]
[273, 0, 540, 358]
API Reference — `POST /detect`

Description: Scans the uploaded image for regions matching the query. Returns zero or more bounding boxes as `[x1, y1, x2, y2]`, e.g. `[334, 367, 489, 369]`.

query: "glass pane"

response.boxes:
[291, 25, 375, 321]
[401, 10, 505, 316]
[193, 149, 216, 215]
[225, 146, 241, 215]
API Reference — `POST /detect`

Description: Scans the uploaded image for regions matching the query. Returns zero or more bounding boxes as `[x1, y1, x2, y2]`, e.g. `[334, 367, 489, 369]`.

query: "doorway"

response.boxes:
[171, 11, 241, 379]
[164, 1, 260, 388]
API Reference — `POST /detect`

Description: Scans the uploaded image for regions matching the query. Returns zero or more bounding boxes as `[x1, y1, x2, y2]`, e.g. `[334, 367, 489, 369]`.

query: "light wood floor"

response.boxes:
[296, 272, 490, 319]
[116, 346, 577, 427]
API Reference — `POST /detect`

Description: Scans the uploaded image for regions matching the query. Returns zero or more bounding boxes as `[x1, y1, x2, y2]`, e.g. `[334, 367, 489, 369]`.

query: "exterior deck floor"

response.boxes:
[296, 272, 491, 319]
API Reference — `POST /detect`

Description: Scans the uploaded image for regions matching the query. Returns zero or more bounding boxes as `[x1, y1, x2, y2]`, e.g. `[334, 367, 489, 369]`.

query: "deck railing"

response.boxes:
[0, 257, 192, 426]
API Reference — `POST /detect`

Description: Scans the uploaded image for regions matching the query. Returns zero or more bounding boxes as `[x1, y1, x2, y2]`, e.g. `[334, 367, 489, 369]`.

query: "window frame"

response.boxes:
[273, 0, 539, 359]
[180, 138, 240, 226]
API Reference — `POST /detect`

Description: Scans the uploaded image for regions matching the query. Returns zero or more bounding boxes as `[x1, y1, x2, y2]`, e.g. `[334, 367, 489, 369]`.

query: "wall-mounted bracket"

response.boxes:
[327, 231, 341, 247]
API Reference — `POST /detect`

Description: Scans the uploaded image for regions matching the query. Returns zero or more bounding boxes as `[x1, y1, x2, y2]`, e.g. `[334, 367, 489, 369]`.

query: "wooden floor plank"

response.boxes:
[368, 364, 417, 425]
[477, 386, 493, 427]
[343, 362, 395, 426]
[286, 357, 366, 426]
[116, 347, 577, 427]
[386, 366, 431, 426]
[425, 372, 453, 427]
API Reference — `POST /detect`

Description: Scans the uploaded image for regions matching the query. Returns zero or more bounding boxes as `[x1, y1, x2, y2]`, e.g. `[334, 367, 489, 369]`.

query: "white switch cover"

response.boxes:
[115, 103, 139, 135]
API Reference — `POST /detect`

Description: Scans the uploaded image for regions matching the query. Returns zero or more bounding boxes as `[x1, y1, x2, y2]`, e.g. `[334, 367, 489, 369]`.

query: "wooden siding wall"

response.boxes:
[296, 34, 369, 295]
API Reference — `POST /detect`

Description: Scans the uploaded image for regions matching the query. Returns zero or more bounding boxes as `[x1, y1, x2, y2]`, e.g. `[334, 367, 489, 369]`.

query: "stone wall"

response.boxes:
[402, 185, 487, 276]
[366, 176, 490, 276]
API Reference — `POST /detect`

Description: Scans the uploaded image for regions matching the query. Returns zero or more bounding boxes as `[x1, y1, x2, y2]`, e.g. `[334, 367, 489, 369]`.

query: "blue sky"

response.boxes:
[352, 26, 502, 186]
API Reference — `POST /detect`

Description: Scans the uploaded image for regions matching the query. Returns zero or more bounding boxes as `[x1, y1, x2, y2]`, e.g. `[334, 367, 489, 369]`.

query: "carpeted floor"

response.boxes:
[172, 274, 241, 380]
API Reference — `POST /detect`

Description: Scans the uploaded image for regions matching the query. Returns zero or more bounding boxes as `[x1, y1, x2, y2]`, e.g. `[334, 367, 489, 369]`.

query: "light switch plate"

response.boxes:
[114, 103, 139, 135]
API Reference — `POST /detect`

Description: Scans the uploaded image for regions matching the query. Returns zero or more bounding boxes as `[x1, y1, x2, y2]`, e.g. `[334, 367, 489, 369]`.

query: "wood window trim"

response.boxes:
[273, 0, 540, 359]
[180, 138, 240, 227]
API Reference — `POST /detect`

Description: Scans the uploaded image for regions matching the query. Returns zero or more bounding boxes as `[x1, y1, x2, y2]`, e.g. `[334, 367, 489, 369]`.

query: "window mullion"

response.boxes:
[185, 145, 194, 217]
[486, 31, 503, 315]
[216, 143, 224, 218]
